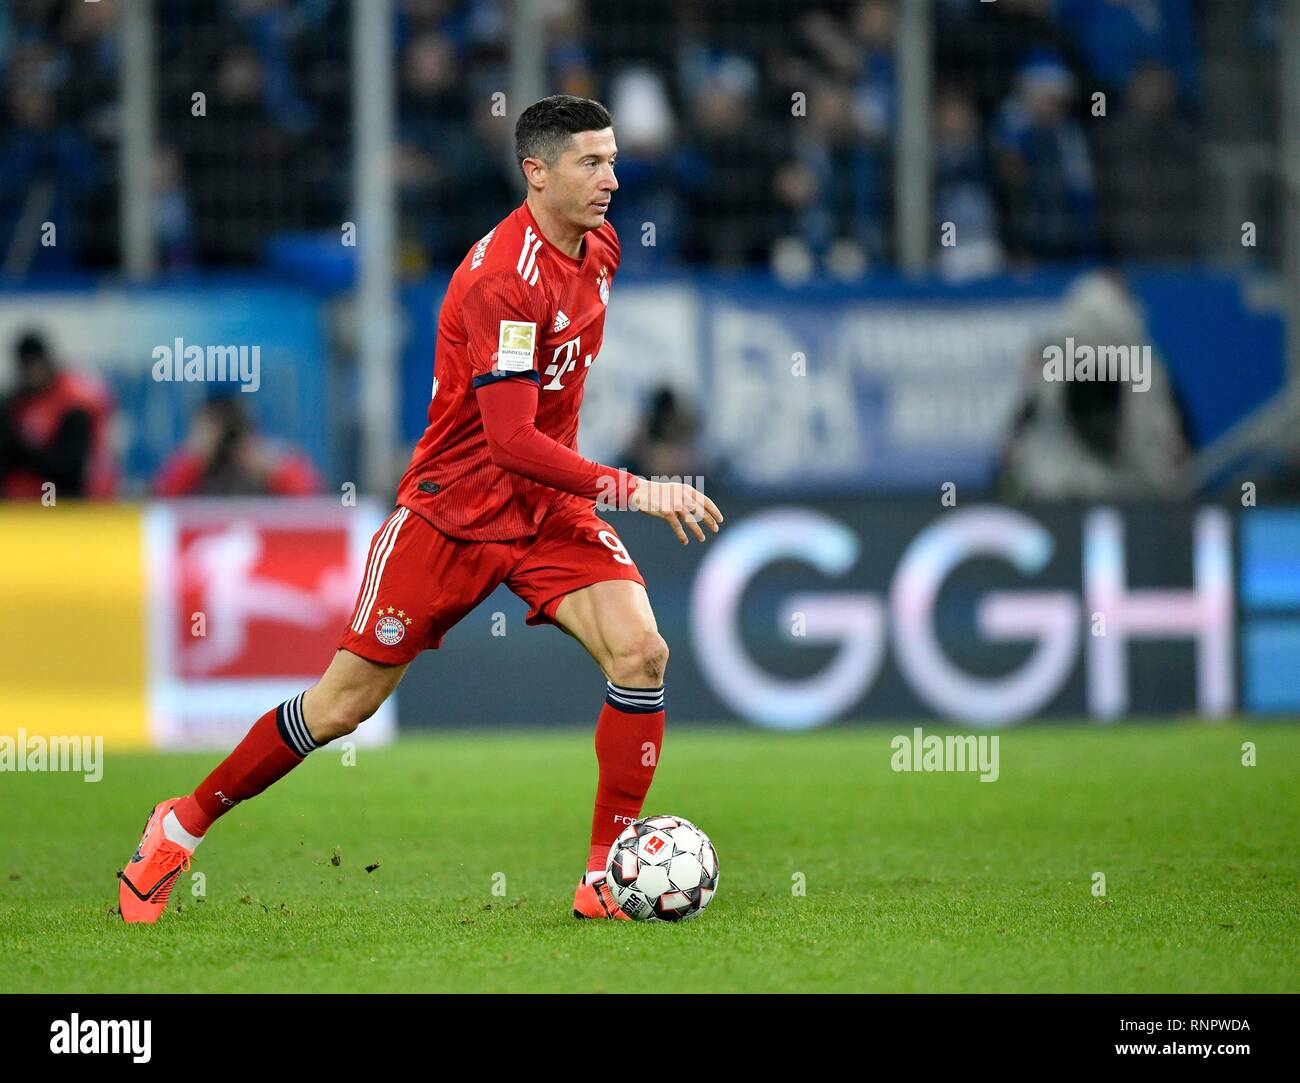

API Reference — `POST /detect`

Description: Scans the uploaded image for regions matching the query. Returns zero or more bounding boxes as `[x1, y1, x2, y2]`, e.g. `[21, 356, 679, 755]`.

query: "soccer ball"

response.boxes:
[605, 814, 719, 921]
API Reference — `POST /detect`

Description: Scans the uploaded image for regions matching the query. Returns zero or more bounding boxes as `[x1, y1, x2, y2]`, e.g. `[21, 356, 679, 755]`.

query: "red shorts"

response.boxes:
[337, 497, 647, 664]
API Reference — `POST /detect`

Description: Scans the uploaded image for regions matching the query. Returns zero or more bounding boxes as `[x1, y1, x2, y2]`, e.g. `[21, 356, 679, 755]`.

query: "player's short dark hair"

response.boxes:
[515, 94, 613, 170]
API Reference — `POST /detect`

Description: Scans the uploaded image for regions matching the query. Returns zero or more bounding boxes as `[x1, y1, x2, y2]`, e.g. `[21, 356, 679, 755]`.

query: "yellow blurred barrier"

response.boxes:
[0, 503, 149, 748]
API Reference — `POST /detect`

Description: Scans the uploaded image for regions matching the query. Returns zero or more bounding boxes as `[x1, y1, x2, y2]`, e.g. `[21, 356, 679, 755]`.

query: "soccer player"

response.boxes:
[118, 95, 723, 923]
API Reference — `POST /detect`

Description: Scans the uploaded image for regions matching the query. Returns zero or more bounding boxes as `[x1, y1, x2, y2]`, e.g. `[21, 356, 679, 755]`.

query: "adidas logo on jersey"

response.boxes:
[552, 311, 570, 333]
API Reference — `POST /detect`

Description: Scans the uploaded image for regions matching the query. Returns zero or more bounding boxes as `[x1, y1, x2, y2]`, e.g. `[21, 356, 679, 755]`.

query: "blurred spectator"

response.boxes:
[227, 0, 318, 134]
[798, 1, 897, 137]
[153, 146, 197, 270]
[774, 1, 896, 274]
[1250, 0, 1279, 46]
[620, 386, 703, 481]
[395, 30, 512, 272]
[992, 51, 1099, 264]
[175, 41, 306, 265]
[550, 41, 600, 101]
[57, 0, 120, 140]
[998, 270, 1193, 500]
[153, 394, 322, 497]
[936, 0, 1079, 117]
[605, 65, 682, 271]
[1095, 62, 1200, 262]
[1055, 0, 1199, 110]
[677, 52, 781, 267]
[775, 80, 877, 278]
[847, 1, 897, 128]
[397, 0, 508, 61]
[0, 75, 101, 274]
[0, 0, 1237, 278]
[0, 330, 117, 499]
[932, 87, 1003, 280]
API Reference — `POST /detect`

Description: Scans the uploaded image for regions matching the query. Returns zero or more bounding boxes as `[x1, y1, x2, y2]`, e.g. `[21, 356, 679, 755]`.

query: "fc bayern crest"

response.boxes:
[597, 265, 610, 306]
[375, 614, 406, 646]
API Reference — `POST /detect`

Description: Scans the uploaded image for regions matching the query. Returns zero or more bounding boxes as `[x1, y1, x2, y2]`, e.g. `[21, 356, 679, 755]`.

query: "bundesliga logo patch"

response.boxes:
[496, 320, 536, 372]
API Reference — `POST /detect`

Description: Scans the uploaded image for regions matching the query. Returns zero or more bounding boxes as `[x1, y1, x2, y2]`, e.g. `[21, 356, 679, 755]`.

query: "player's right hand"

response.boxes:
[628, 478, 724, 545]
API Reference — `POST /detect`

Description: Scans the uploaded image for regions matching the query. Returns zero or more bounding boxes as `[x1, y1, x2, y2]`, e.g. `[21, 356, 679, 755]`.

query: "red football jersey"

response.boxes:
[395, 199, 623, 541]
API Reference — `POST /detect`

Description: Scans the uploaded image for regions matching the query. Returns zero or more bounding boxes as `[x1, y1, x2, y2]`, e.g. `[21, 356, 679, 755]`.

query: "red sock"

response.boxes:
[172, 691, 319, 837]
[588, 682, 665, 875]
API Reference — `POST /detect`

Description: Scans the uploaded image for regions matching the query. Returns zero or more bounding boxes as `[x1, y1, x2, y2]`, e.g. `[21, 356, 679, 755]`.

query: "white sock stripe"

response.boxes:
[608, 691, 665, 707]
[350, 508, 403, 632]
[281, 694, 306, 754]
[607, 687, 665, 710]
[352, 508, 408, 633]
[286, 692, 316, 754]
[607, 682, 664, 699]
[296, 694, 316, 752]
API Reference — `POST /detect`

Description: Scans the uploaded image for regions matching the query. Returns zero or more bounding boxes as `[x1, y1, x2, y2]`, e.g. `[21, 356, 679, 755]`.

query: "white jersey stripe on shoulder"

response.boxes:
[351, 508, 408, 633]
[517, 227, 536, 274]
[521, 238, 542, 286]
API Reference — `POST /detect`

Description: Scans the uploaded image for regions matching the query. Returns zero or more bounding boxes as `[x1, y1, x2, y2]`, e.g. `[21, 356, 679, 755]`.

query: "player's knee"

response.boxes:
[607, 631, 669, 686]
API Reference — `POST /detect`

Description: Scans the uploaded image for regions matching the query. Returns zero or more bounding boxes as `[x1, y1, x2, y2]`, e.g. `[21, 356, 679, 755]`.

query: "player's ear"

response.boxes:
[521, 156, 546, 190]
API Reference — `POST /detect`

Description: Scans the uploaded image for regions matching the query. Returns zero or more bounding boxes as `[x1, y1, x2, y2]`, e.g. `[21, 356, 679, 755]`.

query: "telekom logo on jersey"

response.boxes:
[691, 507, 1234, 730]
[542, 335, 593, 391]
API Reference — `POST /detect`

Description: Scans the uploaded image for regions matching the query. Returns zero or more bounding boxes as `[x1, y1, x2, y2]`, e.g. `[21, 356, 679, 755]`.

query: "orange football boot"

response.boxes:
[573, 875, 630, 920]
[117, 798, 193, 924]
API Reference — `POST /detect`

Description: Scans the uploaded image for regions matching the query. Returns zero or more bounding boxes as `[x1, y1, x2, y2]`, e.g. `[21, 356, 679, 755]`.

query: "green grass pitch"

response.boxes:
[1, 724, 1297, 993]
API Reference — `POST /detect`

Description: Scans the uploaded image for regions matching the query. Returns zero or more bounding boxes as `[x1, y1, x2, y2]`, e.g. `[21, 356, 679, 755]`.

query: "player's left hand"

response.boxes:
[628, 478, 724, 545]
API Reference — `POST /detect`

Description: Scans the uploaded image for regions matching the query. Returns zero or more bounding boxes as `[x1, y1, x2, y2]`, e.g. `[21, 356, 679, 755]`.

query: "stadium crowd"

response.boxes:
[0, 0, 1274, 279]
[0, 1, 1288, 506]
